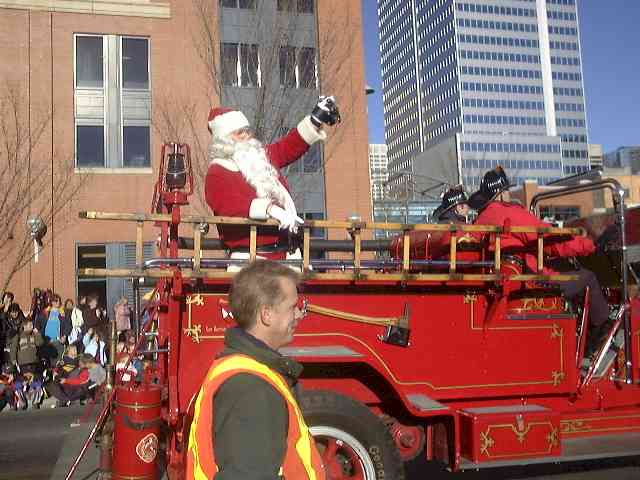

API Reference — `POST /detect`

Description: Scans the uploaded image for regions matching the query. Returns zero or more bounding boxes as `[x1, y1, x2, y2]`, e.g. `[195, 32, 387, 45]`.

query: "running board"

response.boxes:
[459, 432, 640, 470]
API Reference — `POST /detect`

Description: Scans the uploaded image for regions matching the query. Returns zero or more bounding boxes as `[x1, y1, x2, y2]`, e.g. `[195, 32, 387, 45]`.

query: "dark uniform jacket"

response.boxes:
[10, 330, 44, 366]
[212, 327, 304, 480]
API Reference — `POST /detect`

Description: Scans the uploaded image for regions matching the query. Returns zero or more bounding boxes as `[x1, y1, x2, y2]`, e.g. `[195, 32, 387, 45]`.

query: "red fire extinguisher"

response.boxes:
[112, 384, 162, 480]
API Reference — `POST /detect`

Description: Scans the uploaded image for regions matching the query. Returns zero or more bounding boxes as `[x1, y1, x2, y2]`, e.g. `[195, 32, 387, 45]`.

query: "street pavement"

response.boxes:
[406, 456, 640, 479]
[1, 405, 639, 480]
[0, 402, 99, 480]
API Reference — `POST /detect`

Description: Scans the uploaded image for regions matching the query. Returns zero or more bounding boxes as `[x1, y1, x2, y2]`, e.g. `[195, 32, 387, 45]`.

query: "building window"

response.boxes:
[220, 0, 256, 8]
[221, 42, 260, 87]
[298, 47, 316, 88]
[74, 34, 151, 169]
[303, 144, 321, 172]
[297, 0, 314, 13]
[277, 0, 314, 13]
[75, 36, 103, 88]
[279, 46, 316, 88]
[279, 46, 296, 87]
[277, 0, 294, 11]
[123, 126, 151, 167]
[122, 38, 149, 90]
[76, 126, 105, 167]
[539, 206, 580, 222]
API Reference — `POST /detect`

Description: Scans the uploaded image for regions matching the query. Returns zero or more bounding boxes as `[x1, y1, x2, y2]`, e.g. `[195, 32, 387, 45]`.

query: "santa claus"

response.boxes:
[205, 96, 339, 261]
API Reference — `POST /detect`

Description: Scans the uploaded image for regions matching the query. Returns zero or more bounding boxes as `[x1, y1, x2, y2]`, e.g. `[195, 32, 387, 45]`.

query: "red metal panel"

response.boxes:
[176, 286, 577, 413]
[560, 408, 640, 439]
[459, 406, 560, 463]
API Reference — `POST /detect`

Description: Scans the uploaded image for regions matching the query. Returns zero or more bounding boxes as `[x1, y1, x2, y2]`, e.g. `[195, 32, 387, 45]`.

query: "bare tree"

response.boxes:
[0, 80, 88, 292]
[153, 0, 356, 215]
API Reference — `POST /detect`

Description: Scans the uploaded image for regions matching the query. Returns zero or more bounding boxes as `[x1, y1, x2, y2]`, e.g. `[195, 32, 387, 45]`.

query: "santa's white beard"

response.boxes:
[212, 137, 298, 218]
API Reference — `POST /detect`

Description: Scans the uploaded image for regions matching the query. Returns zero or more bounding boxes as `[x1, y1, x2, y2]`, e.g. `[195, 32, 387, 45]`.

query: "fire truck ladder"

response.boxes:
[78, 211, 586, 284]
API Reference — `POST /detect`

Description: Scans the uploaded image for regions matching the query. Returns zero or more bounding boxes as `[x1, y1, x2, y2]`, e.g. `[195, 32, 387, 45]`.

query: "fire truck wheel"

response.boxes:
[301, 390, 405, 480]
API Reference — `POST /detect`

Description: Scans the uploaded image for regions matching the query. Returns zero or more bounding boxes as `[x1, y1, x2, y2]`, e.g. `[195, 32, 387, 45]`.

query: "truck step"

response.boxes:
[406, 394, 449, 412]
[459, 432, 640, 470]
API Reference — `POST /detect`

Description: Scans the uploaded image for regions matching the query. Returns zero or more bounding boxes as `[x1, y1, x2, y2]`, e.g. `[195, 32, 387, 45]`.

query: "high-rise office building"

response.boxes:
[604, 146, 640, 173]
[369, 144, 389, 201]
[378, 0, 590, 194]
[588, 143, 603, 170]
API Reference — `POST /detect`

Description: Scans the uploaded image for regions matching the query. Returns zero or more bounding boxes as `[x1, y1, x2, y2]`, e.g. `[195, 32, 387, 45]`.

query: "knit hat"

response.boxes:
[207, 107, 250, 139]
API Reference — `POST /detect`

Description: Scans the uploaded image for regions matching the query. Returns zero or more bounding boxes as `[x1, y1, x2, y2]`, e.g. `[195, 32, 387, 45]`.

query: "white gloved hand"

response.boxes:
[268, 205, 304, 233]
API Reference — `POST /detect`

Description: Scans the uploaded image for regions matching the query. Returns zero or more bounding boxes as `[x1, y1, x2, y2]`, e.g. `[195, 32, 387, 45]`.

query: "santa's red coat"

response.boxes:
[205, 128, 310, 248]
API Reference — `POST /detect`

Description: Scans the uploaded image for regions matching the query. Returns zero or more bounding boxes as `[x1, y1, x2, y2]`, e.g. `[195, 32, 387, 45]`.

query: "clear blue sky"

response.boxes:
[363, 1, 640, 153]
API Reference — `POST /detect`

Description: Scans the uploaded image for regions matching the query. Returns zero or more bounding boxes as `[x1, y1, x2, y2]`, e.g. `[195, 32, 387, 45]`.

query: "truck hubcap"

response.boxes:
[310, 426, 377, 480]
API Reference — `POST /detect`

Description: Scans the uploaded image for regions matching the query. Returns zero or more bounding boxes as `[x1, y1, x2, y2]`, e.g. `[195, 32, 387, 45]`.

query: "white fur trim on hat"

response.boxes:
[297, 116, 327, 145]
[209, 111, 250, 140]
[249, 198, 272, 220]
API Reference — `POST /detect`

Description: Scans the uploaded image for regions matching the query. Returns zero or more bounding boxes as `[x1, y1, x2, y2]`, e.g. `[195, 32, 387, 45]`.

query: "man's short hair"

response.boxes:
[229, 260, 300, 329]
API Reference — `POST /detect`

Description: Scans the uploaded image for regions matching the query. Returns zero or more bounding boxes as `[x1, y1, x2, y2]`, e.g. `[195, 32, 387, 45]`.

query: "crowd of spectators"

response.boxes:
[0, 288, 143, 411]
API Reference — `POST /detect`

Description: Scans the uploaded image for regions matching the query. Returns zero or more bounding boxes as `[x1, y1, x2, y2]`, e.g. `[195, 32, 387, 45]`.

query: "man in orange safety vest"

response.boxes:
[187, 260, 325, 479]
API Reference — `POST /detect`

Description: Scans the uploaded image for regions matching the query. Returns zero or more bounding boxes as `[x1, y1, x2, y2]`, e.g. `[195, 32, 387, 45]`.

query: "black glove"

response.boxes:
[596, 224, 620, 255]
[310, 95, 341, 127]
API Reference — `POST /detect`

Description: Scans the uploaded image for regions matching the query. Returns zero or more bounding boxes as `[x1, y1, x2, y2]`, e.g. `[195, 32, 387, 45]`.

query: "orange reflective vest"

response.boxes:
[186, 354, 325, 480]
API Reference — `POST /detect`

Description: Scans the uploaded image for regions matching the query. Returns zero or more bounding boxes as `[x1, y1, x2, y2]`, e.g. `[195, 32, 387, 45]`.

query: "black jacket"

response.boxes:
[2, 310, 25, 343]
[212, 327, 303, 480]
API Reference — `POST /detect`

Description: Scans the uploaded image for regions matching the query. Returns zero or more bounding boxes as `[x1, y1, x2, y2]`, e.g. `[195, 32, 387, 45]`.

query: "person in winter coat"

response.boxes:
[0, 291, 14, 318]
[30, 289, 48, 333]
[44, 295, 63, 342]
[46, 354, 106, 406]
[3, 303, 25, 346]
[83, 328, 107, 365]
[115, 352, 139, 383]
[56, 343, 79, 379]
[83, 295, 107, 337]
[204, 96, 337, 261]
[0, 292, 14, 362]
[0, 364, 16, 411]
[114, 297, 131, 333]
[62, 299, 74, 338]
[10, 320, 44, 374]
[69, 297, 85, 345]
[469, 166, 609, 355]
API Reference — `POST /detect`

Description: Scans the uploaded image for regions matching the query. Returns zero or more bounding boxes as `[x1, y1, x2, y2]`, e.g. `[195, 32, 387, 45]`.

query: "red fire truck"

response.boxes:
[68, 144, 640, 479]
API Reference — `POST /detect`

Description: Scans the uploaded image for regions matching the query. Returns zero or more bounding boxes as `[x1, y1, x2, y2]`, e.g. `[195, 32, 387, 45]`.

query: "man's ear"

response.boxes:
[259, 304, 272, 327]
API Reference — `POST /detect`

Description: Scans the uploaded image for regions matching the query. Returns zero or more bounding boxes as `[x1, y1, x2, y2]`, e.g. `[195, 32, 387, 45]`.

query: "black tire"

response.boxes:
[300, 389, 405, 480]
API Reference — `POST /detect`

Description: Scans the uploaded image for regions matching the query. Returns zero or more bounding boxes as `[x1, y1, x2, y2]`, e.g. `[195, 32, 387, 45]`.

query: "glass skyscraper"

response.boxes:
[378, 0, 590, 193]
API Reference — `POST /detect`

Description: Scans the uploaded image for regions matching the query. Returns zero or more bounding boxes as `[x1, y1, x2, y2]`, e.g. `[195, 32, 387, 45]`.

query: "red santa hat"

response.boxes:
[207, 107, 250, 139]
